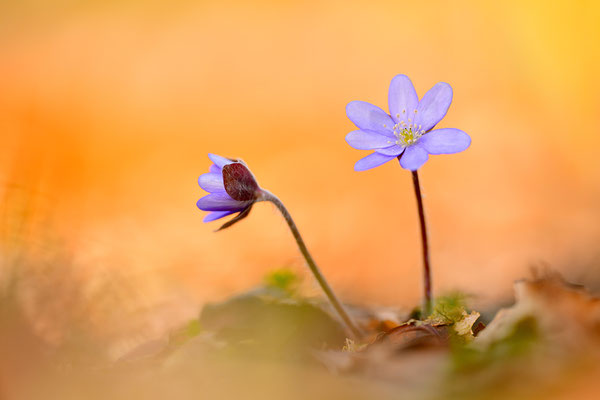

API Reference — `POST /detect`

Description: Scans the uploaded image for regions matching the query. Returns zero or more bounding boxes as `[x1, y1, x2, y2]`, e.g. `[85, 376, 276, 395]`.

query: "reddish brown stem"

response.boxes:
[411, 170, 432, 317]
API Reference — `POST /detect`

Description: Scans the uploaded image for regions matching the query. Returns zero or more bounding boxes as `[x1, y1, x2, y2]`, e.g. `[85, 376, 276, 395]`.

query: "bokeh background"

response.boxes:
[1, 0, 600, 354]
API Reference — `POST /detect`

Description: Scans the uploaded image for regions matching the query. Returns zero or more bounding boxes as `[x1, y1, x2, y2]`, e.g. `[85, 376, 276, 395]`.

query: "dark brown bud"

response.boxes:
[222, 162, 260, 201]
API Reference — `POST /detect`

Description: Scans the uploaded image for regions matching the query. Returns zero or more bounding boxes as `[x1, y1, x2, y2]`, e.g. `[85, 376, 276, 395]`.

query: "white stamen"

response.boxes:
[391, 123, 423, 147]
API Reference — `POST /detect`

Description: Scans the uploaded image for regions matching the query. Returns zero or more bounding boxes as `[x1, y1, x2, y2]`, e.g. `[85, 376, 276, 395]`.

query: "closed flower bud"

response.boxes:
[222, 162, 261, 202]
[196, 154, 263, 231]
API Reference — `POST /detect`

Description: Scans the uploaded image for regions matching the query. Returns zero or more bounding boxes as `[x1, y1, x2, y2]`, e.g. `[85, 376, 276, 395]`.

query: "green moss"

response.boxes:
[183, 319, 202, 338]
[170, 319, 203, 346]
[263, 268, 301, 296]
[428, 292, 469, 324]
[451, 316, 539, 373]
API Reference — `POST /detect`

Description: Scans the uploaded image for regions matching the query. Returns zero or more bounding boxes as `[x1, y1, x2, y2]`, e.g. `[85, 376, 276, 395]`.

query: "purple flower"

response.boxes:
[345, 74, 471, 171]
[197, 154, 262, 229]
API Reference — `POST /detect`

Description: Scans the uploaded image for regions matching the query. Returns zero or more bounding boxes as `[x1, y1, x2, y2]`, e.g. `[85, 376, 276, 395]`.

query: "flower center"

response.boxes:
[392, 109, 425, 147]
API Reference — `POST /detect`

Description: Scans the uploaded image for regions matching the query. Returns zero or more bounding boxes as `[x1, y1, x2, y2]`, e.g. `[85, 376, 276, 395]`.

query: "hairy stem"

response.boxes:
[411, 170, 432, 317]
[262, 190, 362, 338]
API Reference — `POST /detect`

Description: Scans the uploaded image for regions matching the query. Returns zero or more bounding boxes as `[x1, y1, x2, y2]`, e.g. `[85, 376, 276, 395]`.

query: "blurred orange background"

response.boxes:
[1, 0, 600, 347]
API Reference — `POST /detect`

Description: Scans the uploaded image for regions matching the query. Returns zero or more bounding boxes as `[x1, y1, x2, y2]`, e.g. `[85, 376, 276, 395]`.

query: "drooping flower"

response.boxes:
[345, 74, 471, 171]
[196, 153, 362, 336]
[197, 154, 262, 230]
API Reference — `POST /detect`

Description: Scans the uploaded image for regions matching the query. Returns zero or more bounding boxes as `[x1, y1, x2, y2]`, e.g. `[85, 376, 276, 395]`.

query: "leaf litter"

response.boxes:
[10, 269, 600, 400]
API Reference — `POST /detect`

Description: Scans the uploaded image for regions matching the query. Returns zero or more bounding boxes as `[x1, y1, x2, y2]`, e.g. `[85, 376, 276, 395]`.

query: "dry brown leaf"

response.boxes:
[475, 273, 600, 354]
[454, 310, 481, 337]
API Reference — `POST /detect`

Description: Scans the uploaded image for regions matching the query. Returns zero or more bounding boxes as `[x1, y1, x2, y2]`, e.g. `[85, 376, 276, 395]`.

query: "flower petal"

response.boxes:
[388, 74, 419, 124]
[346, 101, 395, 137]
[415, 82, 453, 132]
[208, 153, 235, 169]
[209, 164, 221, 174]
[399, 144, 429, 171]
[196, 193, 248, 211]
[376, 144, 404, 156]
[419, 128, 471, 155]
[345, 130, 394, 150]
[198, 172, 224, 193]
[203, 210, 236, 222]
[354, 152, 396, 171]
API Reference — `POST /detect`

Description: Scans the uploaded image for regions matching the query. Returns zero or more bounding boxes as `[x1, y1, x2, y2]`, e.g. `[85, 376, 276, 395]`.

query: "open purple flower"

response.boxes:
[345, 74, 471, 171]
[197, 154, 262, 230]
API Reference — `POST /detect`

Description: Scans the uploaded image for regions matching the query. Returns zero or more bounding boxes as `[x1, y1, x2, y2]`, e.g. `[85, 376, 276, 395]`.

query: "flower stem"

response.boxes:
[411, 170, 432, 317]
[262, 191, 362, 339]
